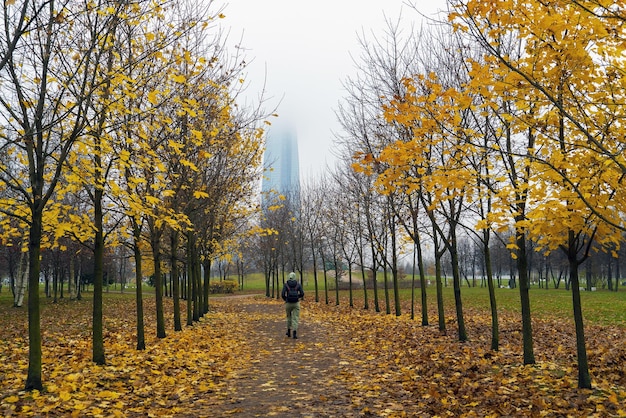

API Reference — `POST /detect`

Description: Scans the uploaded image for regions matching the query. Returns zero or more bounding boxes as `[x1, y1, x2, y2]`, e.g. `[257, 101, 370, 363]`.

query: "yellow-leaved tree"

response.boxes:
[451, 0, 626, 388]
[0, 0, 134, 391]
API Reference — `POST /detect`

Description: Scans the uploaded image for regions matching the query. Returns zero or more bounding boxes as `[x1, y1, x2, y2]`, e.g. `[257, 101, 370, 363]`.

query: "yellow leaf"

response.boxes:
[4, 395, 19, 403]
[145, 195, 160, 205]
[180, 159, 198, 170]
[194, 190, 209, 199]
[60, 391, 72, 401]
[191, 129, 203, 141]
[147, 90, 159, 105]
[184, 107, 197, 117]
[73, 401, 87, 411]
[65, 373, 81, 382]
[171, 74, 186, 83]
[97, 390, 120, 400]
[168, 139, 183, 153]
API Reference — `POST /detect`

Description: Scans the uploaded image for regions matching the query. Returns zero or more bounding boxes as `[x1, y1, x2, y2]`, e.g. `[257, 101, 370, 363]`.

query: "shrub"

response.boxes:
[210, 280, 238, 294]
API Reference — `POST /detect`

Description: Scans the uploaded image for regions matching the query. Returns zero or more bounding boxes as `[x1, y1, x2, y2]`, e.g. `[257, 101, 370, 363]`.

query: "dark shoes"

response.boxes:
[286, 329, 291, 337]
[293, 330, 297, 339]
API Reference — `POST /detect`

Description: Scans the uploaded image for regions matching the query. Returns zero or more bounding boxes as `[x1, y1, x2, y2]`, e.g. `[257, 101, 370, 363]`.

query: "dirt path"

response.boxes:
[207, 296, 359, 417]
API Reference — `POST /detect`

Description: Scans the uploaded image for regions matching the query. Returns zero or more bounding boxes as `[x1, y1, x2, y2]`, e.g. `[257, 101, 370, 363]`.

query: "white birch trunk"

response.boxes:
[14, 251, 28, 307]
[69, 254, 75, 300]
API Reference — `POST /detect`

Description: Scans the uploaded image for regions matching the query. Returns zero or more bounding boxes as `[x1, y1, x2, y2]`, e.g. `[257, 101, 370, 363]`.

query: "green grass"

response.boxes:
[237, 272, 626, 327]
[447, 285, 624, 325]
[2, 274, 624, 327]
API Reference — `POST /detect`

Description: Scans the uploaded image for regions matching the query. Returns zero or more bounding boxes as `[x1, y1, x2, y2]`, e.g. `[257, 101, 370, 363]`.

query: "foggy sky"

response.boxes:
[220, 0, 447, 178]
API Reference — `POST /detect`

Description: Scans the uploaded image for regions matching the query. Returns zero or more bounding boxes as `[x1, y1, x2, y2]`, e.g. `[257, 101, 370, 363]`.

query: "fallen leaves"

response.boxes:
[0, 296, 249, 417]
[303, 299, 626, 417]
[0, 293, 624, 417]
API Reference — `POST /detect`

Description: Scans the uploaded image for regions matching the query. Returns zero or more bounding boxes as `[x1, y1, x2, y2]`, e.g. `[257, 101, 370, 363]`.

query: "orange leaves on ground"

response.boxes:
[1, 295, 625, 416]
[304, 300, 626, 417]
[0, 296, 249, 417]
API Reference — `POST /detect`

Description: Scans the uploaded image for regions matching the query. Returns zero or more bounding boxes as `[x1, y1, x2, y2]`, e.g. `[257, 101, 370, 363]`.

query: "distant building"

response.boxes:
[262, 124, 300, 206]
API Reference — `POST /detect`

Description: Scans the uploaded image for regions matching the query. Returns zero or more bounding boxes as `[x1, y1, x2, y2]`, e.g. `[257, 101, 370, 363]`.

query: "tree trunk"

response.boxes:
[69, 255, 75, 300]
[383, 266, 390, 315]
[186, 234, 193, 326]
[615, 259, 620, 293]
[358, 252, 369, 310]
[264, 260, 271, 297]
[391, 235, 401, 317]
[323, 265, 329, 305]
[449, 228, 467, 342]
[333, 254, 340, 306]
[435, 253, 445, 333]
[92, 186, 106, 364]
[370, 245, 380, 313]
[14, 251, 28, 308]
[44, 267, 50, 298]
[52, 263, 58, 303]
[484, 231, 499, 351]
[59, 266, 64, 299]
[193, 246, 201, 321]
[348, 264, 353, 308]
[171, 231, 182, 331]
[567, 231, 592, 389]
[133, 222, 146, 350]
[312, 242, 319, 303]
[569, 259, 592, 388]
[76, 261, 83, 301]
[203, 258, 211, 315]
[192, 253, 198, 321]
[411, 245, 416, 321]
[516, 226, 535, 364]
[25, 207, 43, 391]
[415, 231, 428, 326]
[152, 231, 166, 338]
[320, 248, 329, 304]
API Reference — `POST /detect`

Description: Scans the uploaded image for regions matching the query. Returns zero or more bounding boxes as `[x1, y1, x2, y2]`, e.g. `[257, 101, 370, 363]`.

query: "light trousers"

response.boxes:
[285, 302, 301, 331]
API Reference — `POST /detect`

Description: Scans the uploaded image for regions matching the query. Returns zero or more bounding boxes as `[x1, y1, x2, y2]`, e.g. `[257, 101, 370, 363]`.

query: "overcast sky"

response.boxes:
[219, 1, 447, 178]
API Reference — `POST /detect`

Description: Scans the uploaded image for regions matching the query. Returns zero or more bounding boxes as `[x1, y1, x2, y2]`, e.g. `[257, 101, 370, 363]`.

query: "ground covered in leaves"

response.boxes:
[0, 293, 625, 417]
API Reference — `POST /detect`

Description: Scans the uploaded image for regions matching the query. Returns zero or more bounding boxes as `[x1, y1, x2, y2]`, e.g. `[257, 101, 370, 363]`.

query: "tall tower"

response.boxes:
[262, 124, 300, 205]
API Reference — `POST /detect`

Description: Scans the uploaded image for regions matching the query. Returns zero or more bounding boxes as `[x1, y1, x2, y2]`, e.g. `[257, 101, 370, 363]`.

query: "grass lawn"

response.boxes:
[1, 273, 623, 327]
[235, 272, 626, 327]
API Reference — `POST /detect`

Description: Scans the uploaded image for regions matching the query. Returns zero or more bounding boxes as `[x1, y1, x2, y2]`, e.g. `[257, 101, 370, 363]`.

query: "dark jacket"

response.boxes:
[281, 279, 304, 302]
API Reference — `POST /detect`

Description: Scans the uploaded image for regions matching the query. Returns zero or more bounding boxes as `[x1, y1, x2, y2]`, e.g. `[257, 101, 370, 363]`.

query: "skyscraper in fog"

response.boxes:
[262, 124, 300, 205]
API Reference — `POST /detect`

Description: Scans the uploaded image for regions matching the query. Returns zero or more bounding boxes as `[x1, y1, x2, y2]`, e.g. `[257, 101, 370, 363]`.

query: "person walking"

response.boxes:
[282, 272, 304, 339]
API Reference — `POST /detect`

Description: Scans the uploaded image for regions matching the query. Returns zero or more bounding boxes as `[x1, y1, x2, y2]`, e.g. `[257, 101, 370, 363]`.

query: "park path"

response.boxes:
[204, 296, 359, 417]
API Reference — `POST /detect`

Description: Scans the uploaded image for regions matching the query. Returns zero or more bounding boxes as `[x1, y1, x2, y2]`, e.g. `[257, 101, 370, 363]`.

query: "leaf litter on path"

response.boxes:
[0, 294, 625, 417]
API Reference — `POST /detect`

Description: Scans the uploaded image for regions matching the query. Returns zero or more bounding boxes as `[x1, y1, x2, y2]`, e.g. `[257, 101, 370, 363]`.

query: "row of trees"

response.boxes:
[252, 0, 626, 391]
[0, 0, 270, 391]
[3, 0, 625, 395]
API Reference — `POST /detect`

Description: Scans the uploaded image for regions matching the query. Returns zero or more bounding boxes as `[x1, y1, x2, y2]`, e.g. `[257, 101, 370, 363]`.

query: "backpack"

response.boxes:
[286, 280, 300, 303]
